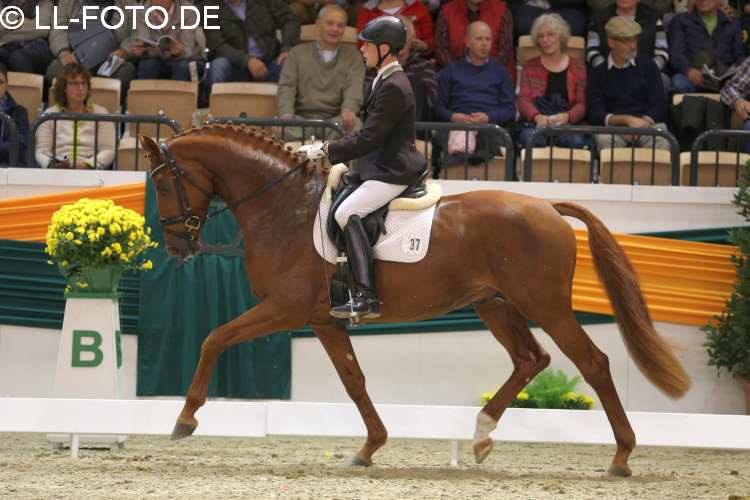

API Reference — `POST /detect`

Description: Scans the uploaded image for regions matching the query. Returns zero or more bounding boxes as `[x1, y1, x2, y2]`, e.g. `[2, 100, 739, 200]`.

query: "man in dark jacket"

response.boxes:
[0, 63, 28, 165]
[299, 16, 426, 320]
[668, 0, 745, 92]
[204, 0, 300, 87]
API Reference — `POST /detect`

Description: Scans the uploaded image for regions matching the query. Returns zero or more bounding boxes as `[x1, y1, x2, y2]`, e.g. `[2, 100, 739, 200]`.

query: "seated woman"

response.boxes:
[517, 13, 586, 149]
[35, 63, 115, 169]
[0, 62, 29, 166]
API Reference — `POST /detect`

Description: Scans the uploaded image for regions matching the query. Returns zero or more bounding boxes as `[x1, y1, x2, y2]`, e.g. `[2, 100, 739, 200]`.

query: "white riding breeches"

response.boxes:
[334, 180, 408, 229]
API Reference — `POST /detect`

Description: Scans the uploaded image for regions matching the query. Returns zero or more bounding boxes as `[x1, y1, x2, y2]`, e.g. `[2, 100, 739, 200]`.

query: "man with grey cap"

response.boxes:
[587, 16, 668, 151]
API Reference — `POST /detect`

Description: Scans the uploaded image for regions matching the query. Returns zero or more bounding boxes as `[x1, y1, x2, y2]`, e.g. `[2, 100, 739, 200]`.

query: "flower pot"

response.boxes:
[69, 265, 123, 294]
[740, 376, 750, 415]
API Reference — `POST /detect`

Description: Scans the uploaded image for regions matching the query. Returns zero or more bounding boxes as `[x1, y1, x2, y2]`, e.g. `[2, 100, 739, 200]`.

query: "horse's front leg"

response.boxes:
[172, 301, 302, 439]
[312, 323, 387, 466]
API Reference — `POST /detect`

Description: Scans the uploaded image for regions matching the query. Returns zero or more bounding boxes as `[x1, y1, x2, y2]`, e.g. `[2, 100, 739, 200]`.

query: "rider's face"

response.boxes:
[361, 42, 383, 68]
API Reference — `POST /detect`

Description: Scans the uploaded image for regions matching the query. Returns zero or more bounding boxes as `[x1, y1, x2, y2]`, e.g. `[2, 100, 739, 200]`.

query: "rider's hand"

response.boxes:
[298, 142, 327, 160]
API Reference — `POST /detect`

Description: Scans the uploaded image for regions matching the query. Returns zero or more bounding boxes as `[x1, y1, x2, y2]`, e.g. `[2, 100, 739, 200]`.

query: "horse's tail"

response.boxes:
[553, 201, 691, 399]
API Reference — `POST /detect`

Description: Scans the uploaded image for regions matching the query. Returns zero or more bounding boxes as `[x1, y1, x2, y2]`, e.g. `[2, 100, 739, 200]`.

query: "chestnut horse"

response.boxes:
[140, 126, 690, 477]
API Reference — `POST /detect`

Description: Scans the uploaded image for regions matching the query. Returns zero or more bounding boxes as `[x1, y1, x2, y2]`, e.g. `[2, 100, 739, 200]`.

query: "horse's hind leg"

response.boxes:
[535, 309, 635, 477]
[172, 301, 301, 439]
[312, 323, 387, 466]
[472, 298, 550, 464]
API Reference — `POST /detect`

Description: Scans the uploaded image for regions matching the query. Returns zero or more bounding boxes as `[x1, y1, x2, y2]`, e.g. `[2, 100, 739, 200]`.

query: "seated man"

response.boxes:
[205, 0, 300, 87]
[46, 0, 136, 97]
[0, 0, 54, 76]
[276, 5, 364, 139]
[434, 0, 516, 82]
[363, 15, 437, 121]
[720, 55, 750, 152]
[123, 0, 205, 81]
[0, 63, 29, 165]
[668, 0, 745, 93]
[434, 21, 515, 162]
[587, 0, 670, 89]
[588, 17, 669, 150]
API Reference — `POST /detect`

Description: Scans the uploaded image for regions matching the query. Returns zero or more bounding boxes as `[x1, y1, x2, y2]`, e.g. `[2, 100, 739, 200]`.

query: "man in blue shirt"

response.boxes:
[434, 21, 514, 166]
[588, 16, 669, 151]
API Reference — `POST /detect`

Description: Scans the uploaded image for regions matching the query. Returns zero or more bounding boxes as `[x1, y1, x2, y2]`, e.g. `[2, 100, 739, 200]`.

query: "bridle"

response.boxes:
[149, 141, 309, 253]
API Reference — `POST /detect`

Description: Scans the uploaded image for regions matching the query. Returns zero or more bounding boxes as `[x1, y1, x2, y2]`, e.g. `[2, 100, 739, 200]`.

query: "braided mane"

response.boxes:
[170, 123, 303, 165]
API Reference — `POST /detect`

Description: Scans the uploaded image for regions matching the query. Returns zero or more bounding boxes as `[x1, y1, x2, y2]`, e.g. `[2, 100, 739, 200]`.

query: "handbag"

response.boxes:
[447, 130, 478, 155]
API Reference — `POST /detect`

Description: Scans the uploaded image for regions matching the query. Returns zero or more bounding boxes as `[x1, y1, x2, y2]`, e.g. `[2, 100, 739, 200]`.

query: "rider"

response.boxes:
[299, 15, 426, 320]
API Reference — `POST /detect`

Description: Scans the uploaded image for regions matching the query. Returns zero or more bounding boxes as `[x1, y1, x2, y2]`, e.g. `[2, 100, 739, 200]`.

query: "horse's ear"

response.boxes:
[139, 135, 161, 161]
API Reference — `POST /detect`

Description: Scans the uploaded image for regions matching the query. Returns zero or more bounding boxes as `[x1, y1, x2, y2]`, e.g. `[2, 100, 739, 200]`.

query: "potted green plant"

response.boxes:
[481, 369, 595, 410]
[703, 162, 750, 414]
[45, 198, 157, 293]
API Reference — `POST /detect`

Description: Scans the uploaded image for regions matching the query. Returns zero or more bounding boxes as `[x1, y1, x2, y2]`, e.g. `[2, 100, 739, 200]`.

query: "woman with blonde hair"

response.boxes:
[517, 13, 586, 148]
[35, 63, 115, 169]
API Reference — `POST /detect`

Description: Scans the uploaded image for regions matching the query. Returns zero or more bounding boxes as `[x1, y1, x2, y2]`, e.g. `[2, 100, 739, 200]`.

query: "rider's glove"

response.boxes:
[298, 142, 328, 160]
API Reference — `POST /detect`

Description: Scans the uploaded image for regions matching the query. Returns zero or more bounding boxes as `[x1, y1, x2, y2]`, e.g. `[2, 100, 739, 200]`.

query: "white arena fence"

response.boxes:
[1, 398, 748, 459]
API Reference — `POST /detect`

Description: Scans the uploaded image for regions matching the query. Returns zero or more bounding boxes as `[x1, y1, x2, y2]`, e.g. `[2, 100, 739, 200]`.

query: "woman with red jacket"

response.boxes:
[356, 0, 433, 54]
[517, 13, 586, 148]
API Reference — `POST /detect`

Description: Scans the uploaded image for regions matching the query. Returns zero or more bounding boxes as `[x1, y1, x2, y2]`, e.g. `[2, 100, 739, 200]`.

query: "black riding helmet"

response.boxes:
[358, 16, 407, 66]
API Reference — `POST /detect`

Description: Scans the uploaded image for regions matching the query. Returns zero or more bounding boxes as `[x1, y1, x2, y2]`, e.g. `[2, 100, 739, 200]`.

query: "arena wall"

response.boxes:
[0, 169, 746, 414]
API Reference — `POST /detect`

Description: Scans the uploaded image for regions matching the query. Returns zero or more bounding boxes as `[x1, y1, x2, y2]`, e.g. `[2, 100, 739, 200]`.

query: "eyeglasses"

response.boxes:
[66, 80, 88, 88]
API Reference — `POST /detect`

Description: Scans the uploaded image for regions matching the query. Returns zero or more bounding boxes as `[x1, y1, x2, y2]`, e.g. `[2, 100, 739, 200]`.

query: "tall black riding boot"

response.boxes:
[330, 215, 381, 319]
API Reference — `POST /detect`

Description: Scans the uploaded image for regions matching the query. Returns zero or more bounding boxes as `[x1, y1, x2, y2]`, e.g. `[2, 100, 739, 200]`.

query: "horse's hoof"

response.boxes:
[473, 437, 493, 464]
[348, 454, 372, 467]
[171, 420, 197, 440]
[607, 463, 632, 477]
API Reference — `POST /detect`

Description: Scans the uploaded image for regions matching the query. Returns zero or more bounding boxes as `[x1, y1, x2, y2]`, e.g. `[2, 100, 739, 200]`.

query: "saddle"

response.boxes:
[326, 169, 430, 252]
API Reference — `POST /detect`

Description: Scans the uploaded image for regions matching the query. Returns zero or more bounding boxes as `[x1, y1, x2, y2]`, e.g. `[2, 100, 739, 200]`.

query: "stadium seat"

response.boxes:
[7, 71, 43, 118]
[519, 147, 593, 182]
[126, 80, 198, 137]
[49, 77, 121, 113]
[209, 82, 278, 119]
[599, 148, 674, 185]
[300, 24, 358, 45]
[517, 35, 585, 66]
[679, 151, 750, 186]
[115, 136, 151, 171]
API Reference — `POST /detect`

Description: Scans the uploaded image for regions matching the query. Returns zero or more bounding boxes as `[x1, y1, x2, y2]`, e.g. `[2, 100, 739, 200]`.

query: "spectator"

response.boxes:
[587, 0, 670, 90]
[518, 14, 587, 148]
[276, 5, 365, 138]
[47, 1, 136, 95]
[204, 0, 300, 87]
[435, 21, 515, 161]
[587, 17, 669, 150]
[35, 63, 115, 169]
[513, 0, 588, 38]
[357, 0, 434, 54]
[668, 0, 745, 92]
[0, 62, 28, 165]
[364, 15, 438, 120]
[289, 0, 358, 25]
[720, 55, 750, 151]
[0, 1, 54, 75]
[123, 0, 205, 81]
[588, 0, 674, 16]
[434, 0, 516, 82]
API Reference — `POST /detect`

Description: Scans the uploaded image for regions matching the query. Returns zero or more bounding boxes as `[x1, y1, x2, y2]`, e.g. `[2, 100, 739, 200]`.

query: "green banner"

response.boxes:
[136, 179, 291, 398]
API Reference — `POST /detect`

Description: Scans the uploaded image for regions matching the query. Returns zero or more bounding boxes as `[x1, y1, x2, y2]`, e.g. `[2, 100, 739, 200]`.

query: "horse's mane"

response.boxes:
[170, 123, 303, 167]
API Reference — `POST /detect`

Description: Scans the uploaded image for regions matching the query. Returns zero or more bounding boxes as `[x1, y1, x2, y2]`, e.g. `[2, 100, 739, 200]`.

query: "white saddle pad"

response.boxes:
[313, 165, 440, 264]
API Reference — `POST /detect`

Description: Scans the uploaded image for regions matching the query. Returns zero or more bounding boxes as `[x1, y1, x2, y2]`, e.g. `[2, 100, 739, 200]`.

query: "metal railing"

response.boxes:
[29, 112, 181, 170]
[208, 116, 345, 143]
[0, 111, 20, 167]
[688, 129, 750, 186]
[524, 125, 680, 185]
[415, 122, 515, 181]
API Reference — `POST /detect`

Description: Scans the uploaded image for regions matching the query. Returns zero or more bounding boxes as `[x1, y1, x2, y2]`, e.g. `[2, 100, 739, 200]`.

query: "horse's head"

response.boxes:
[141, 135, 214, 261]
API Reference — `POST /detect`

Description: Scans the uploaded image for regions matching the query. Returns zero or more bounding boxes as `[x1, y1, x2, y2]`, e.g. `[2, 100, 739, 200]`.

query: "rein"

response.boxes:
[150, 141, 309, 248]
